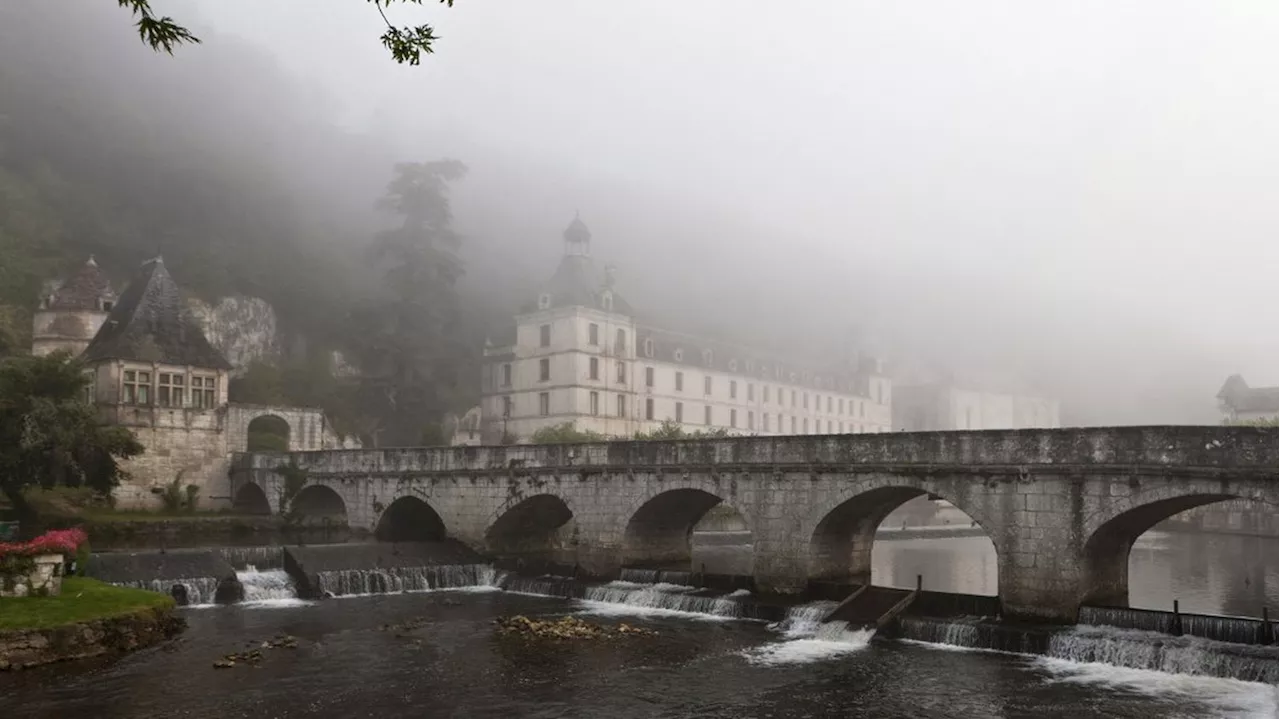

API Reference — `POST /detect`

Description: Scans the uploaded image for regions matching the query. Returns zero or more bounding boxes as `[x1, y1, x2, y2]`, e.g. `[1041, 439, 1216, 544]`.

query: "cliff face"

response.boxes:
[187, 295, 282, 375]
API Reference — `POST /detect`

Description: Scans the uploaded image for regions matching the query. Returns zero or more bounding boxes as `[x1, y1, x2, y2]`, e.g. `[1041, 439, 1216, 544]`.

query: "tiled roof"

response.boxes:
[1217, 375, 1279, 413]
[82, 257, 233, 370]
[48, 257, 115, 311]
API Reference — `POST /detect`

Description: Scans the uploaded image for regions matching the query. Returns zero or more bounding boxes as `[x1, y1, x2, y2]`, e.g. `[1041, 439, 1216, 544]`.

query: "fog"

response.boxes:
[14, 1, 1280, 424]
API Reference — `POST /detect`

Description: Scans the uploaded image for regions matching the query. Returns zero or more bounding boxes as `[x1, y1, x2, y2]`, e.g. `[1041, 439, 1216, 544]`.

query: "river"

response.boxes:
[1, 531, 1275, 718]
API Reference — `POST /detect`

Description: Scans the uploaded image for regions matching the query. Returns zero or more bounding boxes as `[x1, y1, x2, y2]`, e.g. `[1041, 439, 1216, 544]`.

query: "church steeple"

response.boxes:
[563, 213, 591, 257]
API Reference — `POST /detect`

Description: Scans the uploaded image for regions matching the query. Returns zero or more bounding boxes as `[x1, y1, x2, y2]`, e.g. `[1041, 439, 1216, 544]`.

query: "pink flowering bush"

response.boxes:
[0, 528, 87, 559]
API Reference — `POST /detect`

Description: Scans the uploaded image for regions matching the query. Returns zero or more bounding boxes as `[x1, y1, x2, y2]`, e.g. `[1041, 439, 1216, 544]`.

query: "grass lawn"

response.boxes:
[0, 577, 174, 631]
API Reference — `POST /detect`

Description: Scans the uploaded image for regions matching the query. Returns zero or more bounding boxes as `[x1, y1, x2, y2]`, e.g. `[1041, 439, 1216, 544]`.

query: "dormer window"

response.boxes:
[643, 338, 655, 358]
[601, 291, 614, 311]
[538, 293, 551, 310]
[702, 349, 714, 366]
[728, 359, 738, 372]
[673, 348, 684, 362]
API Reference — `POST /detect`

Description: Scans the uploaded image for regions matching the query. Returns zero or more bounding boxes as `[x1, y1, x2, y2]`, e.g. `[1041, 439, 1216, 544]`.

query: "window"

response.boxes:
[839, 422, 844, 433]
[589, 357, 600, 380]
[764, 385, 771, 403]
[965, 407, 973, 429]
[615, 329, 627, 353]
[101, 300, 114, 312]
[838, 398, 844, 415]
[616, 361, 627, 383]
[790, 416, 797, 433]
[646, 398, 655, 420]
[602, 291, 614, 311]
[675, 402, 684, 422]
[673, 348, 684, 362]
[590, 391, 600, 416]
[157, 372, 185, 407]
[747, 411, 754, 430]
[539, 358, 551, 382]
[791, 390, 797, 407]
[675, 371, 684, 392]
[539, 324, 551, 347]
[191, 375, 215, 409]
[704, 376, 712, 395]
[730, 380, 737, 399]
[763, 414, 770, 432]
[827, 396, 833, 413]
[589, 323, 599, 345]
[123, 370, 150, 405]
[803, 418, 809, 433]
[859, 401, 865, 418]
[877, 383, 884, 404]
[644, 338, 655, 358]
[828, 420, 834, 433]
[538, 293, 551, 309]
[803, 393, 809, 410]
[730, 409, 737, 428]
[704, 405, 712, 425]
[617, 394, 627, 417]
[539, 392, 550, 416]
[502, 363, 512, 387]
[645, 366, 654, 388]
[502, 395, 513, 417]
[748, 384, 755, 401]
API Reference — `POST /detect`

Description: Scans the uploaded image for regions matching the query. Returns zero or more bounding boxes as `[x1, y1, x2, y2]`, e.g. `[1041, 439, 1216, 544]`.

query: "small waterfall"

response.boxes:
[237, 566, 298, 602]
[896, 617, 1051, 655]
[219, 546, 285, 570]
[617, 568, 694, 586]
[500, 574, 585, 599]
[581, 581, 747, 618]
[743, 601, 875, 665]
[315, 564, 498, 597]
[1079, 605, 1277, 645]
[1046, 626, 1278, 684]
[118, 577, 220, 606]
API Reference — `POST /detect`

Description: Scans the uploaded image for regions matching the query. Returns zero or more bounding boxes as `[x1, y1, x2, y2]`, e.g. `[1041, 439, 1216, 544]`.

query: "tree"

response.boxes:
[348, 160, 469, 446]
[0, 353, 143, 518]
[530, 422, 607, 444]
[116, 0, 455, 65]
[633, 420, 731, 440]
[1222, 417, 1280, 428]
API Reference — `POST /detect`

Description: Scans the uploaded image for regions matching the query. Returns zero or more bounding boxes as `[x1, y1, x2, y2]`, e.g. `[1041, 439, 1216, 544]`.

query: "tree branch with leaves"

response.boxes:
[116, 0, 456, 64]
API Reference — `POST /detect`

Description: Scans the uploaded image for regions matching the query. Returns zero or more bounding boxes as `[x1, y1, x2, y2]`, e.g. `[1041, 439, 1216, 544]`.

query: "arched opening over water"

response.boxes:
[485, 494, 574, 556]
[289, 485, 347, 527]
[1086, 494, 1278, 617]
[375, 496, 447, 542]
[246, 414, 291, 452]
[232, 482, 272, 515]
[622, 489, 753, 573]
[811, 488, 997, 595]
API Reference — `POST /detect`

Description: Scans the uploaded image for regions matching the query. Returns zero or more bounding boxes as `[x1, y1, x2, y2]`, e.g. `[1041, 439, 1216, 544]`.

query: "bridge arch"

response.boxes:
[485, 494, 575, 556]
[807, 477, 1001, 592]
[621, 487, 754, 570]
[375, 496, 447, 542]
[246, 414, 291, 452]
[232, 481, 272, 515]
[290, 484, 348, 526]
[1081, 483, 1279, 607]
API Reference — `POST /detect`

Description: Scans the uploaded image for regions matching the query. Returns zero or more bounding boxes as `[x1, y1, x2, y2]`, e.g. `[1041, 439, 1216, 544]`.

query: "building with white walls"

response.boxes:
[478, 217, 891, 443]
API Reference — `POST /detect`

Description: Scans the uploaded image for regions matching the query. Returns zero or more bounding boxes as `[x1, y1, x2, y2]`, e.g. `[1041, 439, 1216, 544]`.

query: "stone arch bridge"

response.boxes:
[229, 426, 1277, 622]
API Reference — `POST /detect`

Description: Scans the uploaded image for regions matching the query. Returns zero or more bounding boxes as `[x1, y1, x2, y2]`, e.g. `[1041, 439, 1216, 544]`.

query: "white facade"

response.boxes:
[479, 218, 890, 443]
[893, 383, 1060, 431]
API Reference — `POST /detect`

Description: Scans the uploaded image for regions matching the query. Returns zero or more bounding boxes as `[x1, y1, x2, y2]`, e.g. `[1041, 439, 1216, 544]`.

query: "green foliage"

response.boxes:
[0, 353, 143, 519]
[530, 422, 608, 444]
[275, 462, 309, 524]
[157, 474, 200, 514]
[347, 161, 470, 447]
[0, 576, 173, 631]
[633, 420, 731, 440]
[116, 0, 454, 64]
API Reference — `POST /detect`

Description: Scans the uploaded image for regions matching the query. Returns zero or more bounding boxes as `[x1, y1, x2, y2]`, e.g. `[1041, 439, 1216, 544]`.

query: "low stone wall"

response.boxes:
[0, 606, 185, 671]
[0, 555, 64, 598]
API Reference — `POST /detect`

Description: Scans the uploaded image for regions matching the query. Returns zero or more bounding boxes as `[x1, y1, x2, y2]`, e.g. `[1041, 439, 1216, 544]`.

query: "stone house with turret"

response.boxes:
[33, 256, 352, 509]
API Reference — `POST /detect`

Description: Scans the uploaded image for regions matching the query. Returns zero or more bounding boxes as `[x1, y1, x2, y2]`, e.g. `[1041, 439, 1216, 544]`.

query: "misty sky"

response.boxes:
[165, 0, 1276, 423]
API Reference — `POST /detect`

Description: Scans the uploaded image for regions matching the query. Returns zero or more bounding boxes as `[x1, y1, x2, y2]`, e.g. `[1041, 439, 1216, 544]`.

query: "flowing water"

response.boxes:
[3, 531, 1275, 718]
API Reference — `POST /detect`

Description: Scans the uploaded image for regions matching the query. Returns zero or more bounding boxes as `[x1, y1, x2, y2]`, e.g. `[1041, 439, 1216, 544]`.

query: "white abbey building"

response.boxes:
[478, 217, 892, 443]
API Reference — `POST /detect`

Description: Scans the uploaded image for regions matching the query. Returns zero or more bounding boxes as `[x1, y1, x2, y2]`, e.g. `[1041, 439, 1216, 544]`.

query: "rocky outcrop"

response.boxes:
[0, 607, 185, 671]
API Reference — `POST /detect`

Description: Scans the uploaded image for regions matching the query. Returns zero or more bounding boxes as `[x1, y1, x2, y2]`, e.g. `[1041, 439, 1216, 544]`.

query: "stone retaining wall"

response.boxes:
[0, 606, 185, 670]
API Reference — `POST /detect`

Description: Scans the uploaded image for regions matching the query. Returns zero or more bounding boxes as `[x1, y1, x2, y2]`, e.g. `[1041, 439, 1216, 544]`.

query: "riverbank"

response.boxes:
[0, 578, 184, 670]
